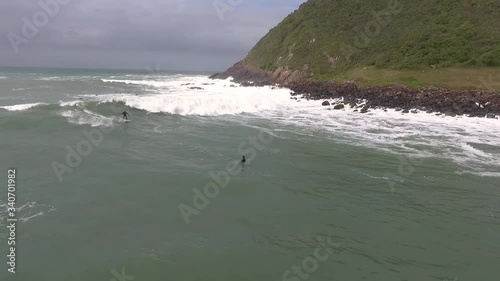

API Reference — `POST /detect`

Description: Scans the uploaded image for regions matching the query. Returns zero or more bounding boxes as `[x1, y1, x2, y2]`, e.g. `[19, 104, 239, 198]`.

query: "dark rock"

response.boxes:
[402, 109, 410, 113]
[189, 87, 204, 90]
[360, 106, 369, 113]
[209, 61, 269, 84]
[333, 104, 345, 110]
[487, 113, 496, 119]
[411, 109, 418, 114]
[322, 101, 330, 106]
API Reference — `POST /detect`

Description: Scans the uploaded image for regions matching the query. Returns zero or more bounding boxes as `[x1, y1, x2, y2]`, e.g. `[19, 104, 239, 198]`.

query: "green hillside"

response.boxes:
[241, 0, 500, 88]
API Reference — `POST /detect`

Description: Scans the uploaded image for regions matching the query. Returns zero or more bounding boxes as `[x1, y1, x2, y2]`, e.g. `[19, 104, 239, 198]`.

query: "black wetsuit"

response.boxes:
[241, 156, 246, 163]
[122, 111, 129, 120]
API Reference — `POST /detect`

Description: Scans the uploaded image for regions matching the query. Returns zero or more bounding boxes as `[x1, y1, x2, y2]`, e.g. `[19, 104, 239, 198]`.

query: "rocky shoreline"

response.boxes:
[210, 63, 500, 118]
[288, 81, 500, 118]
[210, 60, 305, 86]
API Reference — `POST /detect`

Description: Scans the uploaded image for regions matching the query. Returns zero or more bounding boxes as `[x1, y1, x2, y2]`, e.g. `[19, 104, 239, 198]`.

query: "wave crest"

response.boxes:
[0, 103, 47, 111]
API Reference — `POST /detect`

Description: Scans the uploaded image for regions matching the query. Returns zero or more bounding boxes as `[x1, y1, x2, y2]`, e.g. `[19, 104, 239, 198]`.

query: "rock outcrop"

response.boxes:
[210, 63, 500, 117]
[209, 61, 271, 86]
[210, 61, 305, 86]
[288, 81, 500, 116]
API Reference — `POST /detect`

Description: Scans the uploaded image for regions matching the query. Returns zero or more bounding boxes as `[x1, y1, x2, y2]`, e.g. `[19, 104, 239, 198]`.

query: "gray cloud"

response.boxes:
[0, 0, 304, 71]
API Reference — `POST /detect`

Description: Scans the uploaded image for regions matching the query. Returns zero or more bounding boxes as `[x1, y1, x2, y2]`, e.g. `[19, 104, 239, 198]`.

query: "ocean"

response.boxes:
[0, 67, 499, 281]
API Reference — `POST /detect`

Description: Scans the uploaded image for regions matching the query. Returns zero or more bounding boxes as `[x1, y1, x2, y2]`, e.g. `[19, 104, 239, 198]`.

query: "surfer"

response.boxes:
[121, 111, 129, 120]
[241, 156, 246, 163]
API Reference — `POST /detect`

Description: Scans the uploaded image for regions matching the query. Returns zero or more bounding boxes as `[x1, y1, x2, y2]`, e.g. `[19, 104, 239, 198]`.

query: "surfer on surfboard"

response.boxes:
[121, 111, 129, 120]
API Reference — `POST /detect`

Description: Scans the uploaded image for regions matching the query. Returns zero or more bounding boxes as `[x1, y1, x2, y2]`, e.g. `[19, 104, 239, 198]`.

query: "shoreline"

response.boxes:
[287, 80, 500, 118]
[210, 63, 500, 119]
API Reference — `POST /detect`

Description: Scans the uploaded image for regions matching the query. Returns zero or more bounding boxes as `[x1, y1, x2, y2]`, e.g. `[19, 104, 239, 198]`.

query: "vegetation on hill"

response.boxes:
[240, 0, 500, 89]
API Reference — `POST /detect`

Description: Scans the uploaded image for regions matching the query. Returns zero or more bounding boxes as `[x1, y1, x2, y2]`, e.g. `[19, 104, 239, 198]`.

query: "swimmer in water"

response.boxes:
[241, 156, 246, 163]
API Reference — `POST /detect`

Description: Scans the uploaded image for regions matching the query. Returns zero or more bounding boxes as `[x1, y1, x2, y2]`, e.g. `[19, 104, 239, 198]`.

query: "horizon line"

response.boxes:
[0, 65, 224, 74]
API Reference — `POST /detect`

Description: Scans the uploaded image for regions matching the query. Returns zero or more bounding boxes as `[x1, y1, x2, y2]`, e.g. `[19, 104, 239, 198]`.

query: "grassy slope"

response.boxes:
[241, 0, 500, 90]
[346, 67, 500, 91]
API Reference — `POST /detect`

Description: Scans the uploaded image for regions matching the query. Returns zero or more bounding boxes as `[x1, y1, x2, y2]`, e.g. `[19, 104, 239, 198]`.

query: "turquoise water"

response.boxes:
[0, 67, 499, 281]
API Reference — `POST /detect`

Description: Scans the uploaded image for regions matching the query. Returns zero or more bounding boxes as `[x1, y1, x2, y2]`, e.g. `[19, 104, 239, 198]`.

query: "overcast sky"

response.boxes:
[0, 0, 305, 71]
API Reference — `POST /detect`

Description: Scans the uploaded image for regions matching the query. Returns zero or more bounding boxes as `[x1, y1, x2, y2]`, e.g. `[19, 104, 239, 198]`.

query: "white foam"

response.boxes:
[102, 79, 170, 87]
[101, 74, 204, 88]
[59, 100, 84, 107]
[0, 102, 47, 111]
[96, 77, 292, 116]
[37, 76, 61, 81]
[0, 201, 57, 223]
[60, 109, 113, 127]
[17, 201, 37, 212]
[20, 212, 44, 223]
[79, 74, 500, 177]
[263, 96, 500, 177]
[37, 76, 96, 81]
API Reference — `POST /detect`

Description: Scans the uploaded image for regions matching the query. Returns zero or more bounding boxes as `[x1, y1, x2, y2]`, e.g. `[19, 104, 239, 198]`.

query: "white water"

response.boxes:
[272, 98, 500, 177]
[99, 77, 292, 115]
[0, 102, 47, 111]
[0, 201, 56, 224]
[3, 74, 500, 177]
[60, 109, 114, 127]
[98, 75, 500, 177]
[59, 100, 84, 107]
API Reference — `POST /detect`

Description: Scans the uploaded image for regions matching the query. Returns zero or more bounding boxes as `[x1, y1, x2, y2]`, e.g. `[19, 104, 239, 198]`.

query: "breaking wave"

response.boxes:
[60, 109, 114, 127]
[2, 73, 500, 178]
[0, 102, 47, 111]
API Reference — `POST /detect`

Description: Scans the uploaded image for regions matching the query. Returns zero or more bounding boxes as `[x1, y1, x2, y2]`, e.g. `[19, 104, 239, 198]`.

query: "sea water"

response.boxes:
[0, 67, 499, 281]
